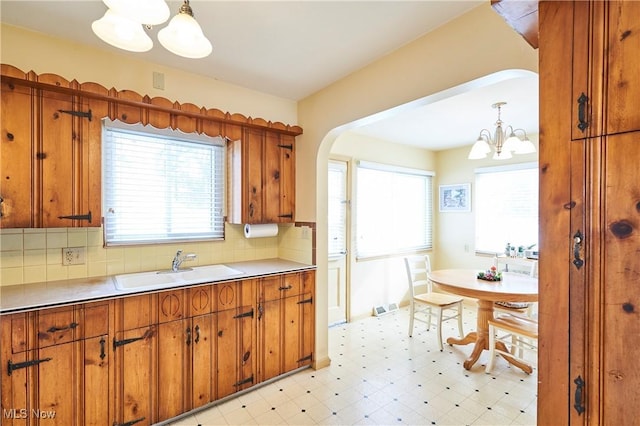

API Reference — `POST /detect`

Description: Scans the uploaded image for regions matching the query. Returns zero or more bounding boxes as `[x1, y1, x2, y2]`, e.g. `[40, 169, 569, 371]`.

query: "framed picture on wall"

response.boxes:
[439, 183, 471, 212]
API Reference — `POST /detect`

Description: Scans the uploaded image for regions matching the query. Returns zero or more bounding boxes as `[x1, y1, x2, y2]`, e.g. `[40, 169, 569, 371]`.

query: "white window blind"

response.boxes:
[475, 162, 538, 254]
[102, 120, 226, 245]
[356, 161, 434, 258]
[328, 160, 347, 257]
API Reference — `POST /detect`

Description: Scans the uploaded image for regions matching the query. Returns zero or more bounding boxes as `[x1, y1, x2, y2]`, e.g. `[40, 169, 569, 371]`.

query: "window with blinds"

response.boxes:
[355, 161, 434, 258]
[474, 162, 538, 254]
[102, 119, 226, 246]
[328, 160, 347, 257]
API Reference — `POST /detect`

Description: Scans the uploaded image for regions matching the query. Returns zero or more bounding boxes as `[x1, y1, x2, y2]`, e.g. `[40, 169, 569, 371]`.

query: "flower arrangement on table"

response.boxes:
[477, 266, 502, 281]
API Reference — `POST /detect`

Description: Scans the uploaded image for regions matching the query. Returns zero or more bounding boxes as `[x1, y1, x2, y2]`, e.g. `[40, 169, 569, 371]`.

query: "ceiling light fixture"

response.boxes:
[92, 0, 212, 59]
[91, 9, 153, 52]
[468, 102, 536, 160]
[158, 0, 212, 59]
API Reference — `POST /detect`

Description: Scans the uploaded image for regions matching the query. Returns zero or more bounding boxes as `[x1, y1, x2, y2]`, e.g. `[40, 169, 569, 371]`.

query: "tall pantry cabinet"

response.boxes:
[538, 1, 640, 424]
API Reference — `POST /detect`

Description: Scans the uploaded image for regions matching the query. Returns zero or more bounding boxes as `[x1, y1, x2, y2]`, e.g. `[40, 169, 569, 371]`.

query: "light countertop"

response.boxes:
[0, 258, 315, 314]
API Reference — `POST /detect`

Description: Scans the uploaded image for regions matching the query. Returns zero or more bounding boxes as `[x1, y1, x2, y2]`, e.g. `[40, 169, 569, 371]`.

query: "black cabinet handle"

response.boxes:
[278, 285, 293, 291]
[574, 376, 585, 415]
[194, 325, 200, 344]
[186, 327, 192, 345]
[99, 337, 106, 360]
[573, 230, 584, 270]
[47, 322, 78, 333]
[577, 93, 589, 132]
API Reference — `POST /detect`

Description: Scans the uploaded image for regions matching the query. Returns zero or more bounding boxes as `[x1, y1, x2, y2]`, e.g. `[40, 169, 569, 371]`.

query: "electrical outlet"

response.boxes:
[62, 247, 86, 266]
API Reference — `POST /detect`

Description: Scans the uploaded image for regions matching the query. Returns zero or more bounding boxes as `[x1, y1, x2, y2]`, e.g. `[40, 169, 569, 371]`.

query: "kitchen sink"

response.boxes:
[114, 264, 245, 291]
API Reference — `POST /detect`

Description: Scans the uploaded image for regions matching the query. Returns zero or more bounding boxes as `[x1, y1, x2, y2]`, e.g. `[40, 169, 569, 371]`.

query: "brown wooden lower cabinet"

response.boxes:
[0, 270, 315, 425]
[258, 272, 315, 382]
[0, 303, 111, 426]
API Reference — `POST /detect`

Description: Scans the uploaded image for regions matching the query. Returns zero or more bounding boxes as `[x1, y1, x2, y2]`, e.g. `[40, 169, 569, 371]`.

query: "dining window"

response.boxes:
[474, 162, 538, 254]
[355, 161, 434, 258]
[102, 119, 226, 246]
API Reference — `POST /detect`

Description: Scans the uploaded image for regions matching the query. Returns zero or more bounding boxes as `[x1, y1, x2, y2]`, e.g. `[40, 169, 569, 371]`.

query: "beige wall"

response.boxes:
[0, 24, 297, 126]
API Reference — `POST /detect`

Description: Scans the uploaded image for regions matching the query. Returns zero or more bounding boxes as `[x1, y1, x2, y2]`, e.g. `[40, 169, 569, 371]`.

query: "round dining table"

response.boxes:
[427, 269, 538, 373]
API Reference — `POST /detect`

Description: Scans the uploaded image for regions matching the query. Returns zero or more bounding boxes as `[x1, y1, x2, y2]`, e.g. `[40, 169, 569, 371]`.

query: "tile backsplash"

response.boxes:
[0, 223, 313, 286]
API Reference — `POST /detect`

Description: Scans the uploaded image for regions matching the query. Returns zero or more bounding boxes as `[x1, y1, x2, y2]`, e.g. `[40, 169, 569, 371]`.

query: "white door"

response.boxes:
[327, 160, 348, 325]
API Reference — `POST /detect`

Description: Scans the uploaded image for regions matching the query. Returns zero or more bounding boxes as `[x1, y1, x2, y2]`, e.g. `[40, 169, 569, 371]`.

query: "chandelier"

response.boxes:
[92, 0, 212, 59]
[467, 102, 536, 160]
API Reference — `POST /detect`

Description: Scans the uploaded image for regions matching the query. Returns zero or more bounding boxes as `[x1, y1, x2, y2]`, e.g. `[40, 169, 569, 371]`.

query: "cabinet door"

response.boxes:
[157, 319, 188, 422]
[242, 128, 264, 223]
[572, 1, 640, 140]
[216, 305, 255, 398]
[38, 91, 77, 227]
[599, 132, 640, 424]
[113, 326, 156, 426]
[35, 342, 79, 425]
[1, 313, 31, 426]
[298, 291, 315, 369]
[81, 335, 110, 426]
[263, 132, 294, 223]
[258, 298, 282, 381]
[0, 82, 33, 228]
[190, 313, 215, 409]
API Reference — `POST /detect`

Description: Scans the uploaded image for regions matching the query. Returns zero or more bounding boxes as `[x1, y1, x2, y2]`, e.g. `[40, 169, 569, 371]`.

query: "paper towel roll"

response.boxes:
[244, 223, 279, 239]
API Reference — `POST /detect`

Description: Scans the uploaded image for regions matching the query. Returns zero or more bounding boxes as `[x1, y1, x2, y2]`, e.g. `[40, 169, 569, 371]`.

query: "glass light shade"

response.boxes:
[468, 138, 491, 159]
[513, 137, 536, 154]
[92, 9, 153, 52]
[158, 13, 212, 58]
[103, 0, 170, 25]
[502, 134, 520, 154]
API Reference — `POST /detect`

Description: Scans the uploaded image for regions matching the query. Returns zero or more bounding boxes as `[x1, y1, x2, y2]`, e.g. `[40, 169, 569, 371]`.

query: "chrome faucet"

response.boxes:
[171, 250, 197, 272]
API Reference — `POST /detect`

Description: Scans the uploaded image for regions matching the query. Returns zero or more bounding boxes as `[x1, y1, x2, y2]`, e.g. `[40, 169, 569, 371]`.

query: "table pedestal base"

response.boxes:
[446, 300, 533, 374]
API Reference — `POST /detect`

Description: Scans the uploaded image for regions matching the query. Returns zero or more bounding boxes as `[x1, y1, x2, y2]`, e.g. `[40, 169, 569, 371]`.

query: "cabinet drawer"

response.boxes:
[82, 301, 111, 338]
[188, 285, 213, 317]
[118, 294, 155, 330]
[1, 313, 30, 353]
[37, 306, 78, 347]
[158, 290, 185, 323]
[261, 273, 302, 301]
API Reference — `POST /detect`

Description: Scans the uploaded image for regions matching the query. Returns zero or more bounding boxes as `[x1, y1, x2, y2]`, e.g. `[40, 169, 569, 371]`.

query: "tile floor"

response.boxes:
[166, 305, 537, 425]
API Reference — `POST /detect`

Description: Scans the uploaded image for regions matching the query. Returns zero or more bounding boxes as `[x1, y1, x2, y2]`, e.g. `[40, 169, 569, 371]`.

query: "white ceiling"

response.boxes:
[0, 0, 538, 151]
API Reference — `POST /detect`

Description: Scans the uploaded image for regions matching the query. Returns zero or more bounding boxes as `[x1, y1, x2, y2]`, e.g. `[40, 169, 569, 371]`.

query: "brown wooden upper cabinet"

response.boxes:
[571, 0, 640, 140]
[227, 128, 295, 224]
[0, 80, 102, 228]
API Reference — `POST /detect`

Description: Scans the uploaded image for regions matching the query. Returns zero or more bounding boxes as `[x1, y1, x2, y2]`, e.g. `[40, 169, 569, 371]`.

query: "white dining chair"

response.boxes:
[486, 312, 538, 374]
[405, 255, 464, 351]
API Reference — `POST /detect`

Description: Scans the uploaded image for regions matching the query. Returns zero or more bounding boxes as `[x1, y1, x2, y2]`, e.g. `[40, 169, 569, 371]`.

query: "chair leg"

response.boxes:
[456, 303, 464, 339]
[486, 324, 497, 373]
[408, 302, 415, 337]
[436, 307, 444, 351]
[426, 306, 432, 332]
